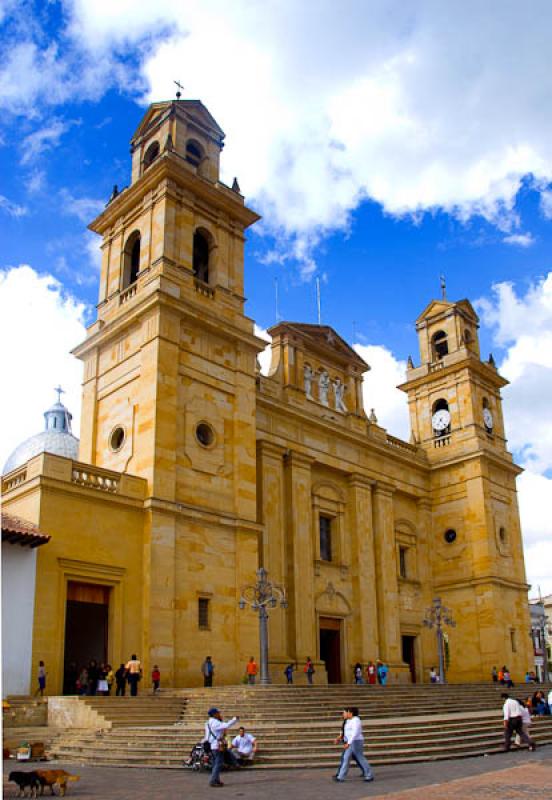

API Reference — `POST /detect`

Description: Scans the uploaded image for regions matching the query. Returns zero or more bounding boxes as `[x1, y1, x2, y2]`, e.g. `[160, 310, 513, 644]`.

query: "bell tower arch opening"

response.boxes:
[122, 230, 141, 289]
[432, 330, 449, 360]
[193, 228, 213, 284]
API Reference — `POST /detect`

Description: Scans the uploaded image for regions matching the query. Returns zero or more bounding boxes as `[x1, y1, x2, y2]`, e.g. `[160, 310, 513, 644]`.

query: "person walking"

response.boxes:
[514, 698, 533, 747]
[204, 707, 239, 787]
[377, 660, 389, 686]
[152, 664, 161, 694]
[202, 656, 215, 687]
[284, 663, 294, 684]
[115, 663, 126, 696]
[366, 661, 376, 685]
[333, 708, 365, 779]
[125, 654, 142, 696]
[304, 657, 315, 685]
[503, 668, 514, 688]
[491, 666, 498, 683]
[245, 657, 258, 685]
[35, 661, 47, 697]
[354, 663, 364, 685]
[501, 693, 535, 752]
[334, 706, 374, 783]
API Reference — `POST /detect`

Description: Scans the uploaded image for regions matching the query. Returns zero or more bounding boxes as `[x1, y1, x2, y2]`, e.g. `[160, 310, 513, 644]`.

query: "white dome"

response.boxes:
[3, 430, 79, 474]
[3, 391, 80, 474]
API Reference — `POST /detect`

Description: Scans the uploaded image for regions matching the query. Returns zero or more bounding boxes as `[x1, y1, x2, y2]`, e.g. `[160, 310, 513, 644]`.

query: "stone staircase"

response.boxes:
[50, 683, 552, 769]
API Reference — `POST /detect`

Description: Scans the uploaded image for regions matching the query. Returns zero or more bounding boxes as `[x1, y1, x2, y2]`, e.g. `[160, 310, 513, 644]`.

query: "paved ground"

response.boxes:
[3, 747, 552, 799]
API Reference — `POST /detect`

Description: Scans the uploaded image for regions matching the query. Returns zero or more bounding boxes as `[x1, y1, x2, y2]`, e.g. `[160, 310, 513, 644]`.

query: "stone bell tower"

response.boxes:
[399, 297, 532, 681]
[72, 98, 265, 685]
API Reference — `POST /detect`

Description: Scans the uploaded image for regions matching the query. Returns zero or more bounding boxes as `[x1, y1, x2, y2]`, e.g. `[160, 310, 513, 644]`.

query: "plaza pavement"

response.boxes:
[3, 746, 552, 799]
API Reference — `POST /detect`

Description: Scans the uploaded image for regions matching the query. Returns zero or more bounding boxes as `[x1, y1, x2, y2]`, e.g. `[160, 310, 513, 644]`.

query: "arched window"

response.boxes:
[143, 140, 160, 169]
[193, 229, 211, 284]
[432, 330, 449, 360]
[186, 139, 204, 168]
[123, 230, 141, 289]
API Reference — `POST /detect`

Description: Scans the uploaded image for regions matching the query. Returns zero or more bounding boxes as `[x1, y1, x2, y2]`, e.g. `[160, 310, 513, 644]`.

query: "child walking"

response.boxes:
[35, 661, 46, 697]
[152, 664, 161, 694]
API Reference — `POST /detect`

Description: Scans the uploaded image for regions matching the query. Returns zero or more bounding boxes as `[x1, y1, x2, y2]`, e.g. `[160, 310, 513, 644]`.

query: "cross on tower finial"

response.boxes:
[174, 80, 185, 100]
[54, 385, 65, 404]
[440, 274, 447, 301]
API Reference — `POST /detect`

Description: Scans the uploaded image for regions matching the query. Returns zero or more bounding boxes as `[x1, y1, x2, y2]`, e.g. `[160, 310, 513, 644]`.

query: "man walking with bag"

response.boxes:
[204, 707, 239, 787]
[502, 693, 536, 752]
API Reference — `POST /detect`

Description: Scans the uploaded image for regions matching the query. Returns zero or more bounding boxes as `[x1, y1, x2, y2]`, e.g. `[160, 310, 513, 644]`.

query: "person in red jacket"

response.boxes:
[151, 665, 161, 694]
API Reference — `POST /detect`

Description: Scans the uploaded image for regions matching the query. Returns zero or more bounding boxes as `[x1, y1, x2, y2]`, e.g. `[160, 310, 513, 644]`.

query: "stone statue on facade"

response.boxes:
[304, 364, 314, 399]
[333, 377, 347, 412]
[318, 370, 330, 406]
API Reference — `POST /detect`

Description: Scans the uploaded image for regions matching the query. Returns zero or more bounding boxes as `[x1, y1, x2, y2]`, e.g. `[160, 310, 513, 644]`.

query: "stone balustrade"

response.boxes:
[2, 467, 27, 493]
[71, 467, 120, 493]
[119, 283, 137, 304]
[194, 278, 215, 298]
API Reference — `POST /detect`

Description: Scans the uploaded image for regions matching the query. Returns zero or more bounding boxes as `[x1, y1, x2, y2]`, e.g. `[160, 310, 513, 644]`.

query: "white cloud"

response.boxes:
[0, 266, 87, 470]
[0, 194, 27, 218]
[502, 233, 535, 248]
[25, 169, 46, 195]
[59, 189, 104, 224]
[20, 119, 78, 165]
[478, 274, 552, 594]
[354, 344, 410, 440]
[5, 2, 552, 270]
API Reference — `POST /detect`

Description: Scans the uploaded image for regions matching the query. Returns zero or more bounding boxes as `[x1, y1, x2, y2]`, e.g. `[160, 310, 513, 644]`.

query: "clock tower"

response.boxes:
[399, 297, 532, 680]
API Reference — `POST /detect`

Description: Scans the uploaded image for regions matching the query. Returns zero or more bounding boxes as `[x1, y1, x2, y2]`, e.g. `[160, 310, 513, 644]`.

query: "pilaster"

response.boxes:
[373, 482, 402, 666]
[348, 474, 379, 661]
[284, 450, 316, 661]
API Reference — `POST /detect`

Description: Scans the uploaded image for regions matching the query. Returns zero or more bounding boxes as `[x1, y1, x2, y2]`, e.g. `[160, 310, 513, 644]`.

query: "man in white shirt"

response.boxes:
[501, 693, 535, 752]
[334, 706, 374, 783]
[204, 707, 239, 787]
[548, 688, 552, 714]
[231, 727, 257, 764]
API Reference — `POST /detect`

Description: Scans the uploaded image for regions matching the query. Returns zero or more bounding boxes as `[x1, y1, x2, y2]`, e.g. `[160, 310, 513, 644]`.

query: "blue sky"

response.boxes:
[2, 0, 552, 594]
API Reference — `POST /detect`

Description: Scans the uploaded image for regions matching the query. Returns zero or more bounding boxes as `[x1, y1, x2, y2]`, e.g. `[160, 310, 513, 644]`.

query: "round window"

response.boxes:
[444, 529, 457, 544]
[110, 426, 125, 451]
[196, 422, 215, 448]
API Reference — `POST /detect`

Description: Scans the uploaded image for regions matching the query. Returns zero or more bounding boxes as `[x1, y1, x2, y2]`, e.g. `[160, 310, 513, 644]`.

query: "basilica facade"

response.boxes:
[2, 99, 532, 692]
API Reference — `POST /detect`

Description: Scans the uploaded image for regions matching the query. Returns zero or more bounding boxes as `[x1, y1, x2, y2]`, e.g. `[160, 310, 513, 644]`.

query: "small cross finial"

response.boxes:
[54, 385, 65, 404]
[174, 80, 185, 100]
[440, 274, 447, 301]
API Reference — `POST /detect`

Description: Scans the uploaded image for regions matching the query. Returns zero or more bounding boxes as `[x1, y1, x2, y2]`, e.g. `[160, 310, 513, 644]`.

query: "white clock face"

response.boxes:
[483, 408, 493, 430]
[432, 408, 451, 432]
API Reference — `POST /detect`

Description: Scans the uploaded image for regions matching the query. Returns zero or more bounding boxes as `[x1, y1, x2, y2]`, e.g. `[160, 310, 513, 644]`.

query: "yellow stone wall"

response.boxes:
[1, 101, 533, 692]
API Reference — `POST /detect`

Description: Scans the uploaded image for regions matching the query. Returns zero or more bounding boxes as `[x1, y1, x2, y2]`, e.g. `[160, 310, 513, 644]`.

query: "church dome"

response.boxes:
[3, 391, 80, 474]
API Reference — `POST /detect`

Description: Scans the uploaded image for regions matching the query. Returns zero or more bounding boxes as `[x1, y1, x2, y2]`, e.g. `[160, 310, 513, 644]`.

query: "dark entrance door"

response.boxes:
[64, 582, 109, 693]
[319, 617, 341, 683]
[401, 635, 417, 683]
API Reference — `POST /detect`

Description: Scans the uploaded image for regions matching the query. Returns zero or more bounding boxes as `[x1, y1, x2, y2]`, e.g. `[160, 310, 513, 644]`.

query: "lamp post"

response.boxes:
[239, 567, 288, 685]
[423, 596, 456, 684]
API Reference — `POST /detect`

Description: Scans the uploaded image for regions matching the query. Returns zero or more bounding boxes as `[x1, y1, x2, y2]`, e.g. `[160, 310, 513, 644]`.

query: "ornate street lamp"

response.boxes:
[239, 567, 288, 685]
[423, 596, 456, 684]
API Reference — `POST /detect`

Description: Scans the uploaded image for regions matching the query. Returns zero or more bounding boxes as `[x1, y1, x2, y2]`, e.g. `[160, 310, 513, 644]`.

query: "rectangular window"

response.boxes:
[510, 628, 517, 653]
[399, 546, 407, 579]
[319, 515, 332, 562]
[198, 597, 210, 630]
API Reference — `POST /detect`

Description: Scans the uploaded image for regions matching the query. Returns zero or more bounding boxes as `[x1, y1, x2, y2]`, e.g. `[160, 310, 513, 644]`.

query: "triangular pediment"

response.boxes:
[268, 322, 369, 372]
[131, 100, 225, 144]
[416, 298, 479, 326]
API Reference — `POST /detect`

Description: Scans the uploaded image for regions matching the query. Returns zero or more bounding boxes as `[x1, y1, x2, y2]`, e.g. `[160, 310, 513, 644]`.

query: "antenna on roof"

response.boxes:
[316, 277, 322, 325]
[274, 278, 281, 323]
[174, 80, 185, 100]
[440, 274, 447, 301]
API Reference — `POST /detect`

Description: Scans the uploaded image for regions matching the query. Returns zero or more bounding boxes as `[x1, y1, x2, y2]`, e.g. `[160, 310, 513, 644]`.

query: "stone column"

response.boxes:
[348, 474, 379, 662]
[373, 482, 402, 668]
[416, 497, 436, 680]
[257, 441, 288, 663]
[284, 451, 316, 663]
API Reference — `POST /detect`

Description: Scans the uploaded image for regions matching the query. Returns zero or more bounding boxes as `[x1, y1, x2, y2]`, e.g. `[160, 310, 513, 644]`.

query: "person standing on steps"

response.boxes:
[245, 657, 258, 685]
[284, 663, 295, 684]
[202, 656, 215, 687]
[501, 693, 535, 752]
[304, 657, 315, 685]
[492, 666, 498, 683]
[366, 661, 376, 685]
[115, 663, 126, 696]
[334, 706, 374, 783]
[204, 707, 239, 787]
[35, 661, 47, 697]
[125, 654, 142, 696]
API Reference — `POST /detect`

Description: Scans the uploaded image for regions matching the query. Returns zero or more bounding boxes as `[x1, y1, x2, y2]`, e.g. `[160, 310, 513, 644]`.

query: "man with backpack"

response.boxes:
[204, 707, 239, 787]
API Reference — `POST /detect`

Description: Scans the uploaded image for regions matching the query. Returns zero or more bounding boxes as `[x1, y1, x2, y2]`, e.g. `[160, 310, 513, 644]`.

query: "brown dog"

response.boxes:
[34, 770, 80, 797]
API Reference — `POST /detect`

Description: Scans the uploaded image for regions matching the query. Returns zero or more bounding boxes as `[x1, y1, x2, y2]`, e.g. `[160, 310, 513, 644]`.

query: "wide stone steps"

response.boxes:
[78, 696, 187, 727]
[49, 684, 552, 769]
